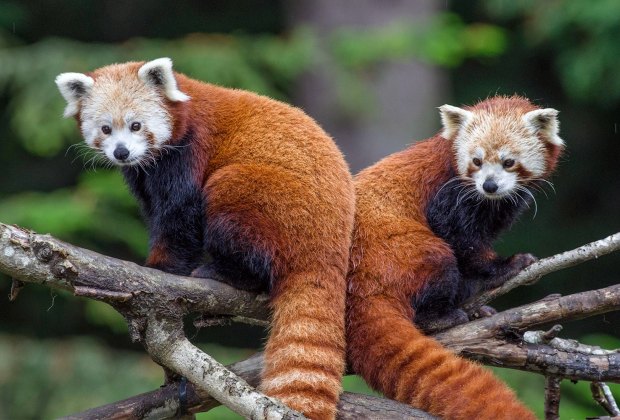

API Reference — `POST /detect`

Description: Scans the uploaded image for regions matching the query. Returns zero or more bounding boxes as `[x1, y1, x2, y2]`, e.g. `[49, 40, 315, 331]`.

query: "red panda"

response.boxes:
[56, 58, 355, 419]
[346, 96, 564, 419]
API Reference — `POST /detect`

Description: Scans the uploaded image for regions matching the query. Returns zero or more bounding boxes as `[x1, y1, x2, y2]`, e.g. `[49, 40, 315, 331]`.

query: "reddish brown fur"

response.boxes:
[347, 97, 562, 419]
[88, 63, 355, 419]
[179, 76, 354, 419]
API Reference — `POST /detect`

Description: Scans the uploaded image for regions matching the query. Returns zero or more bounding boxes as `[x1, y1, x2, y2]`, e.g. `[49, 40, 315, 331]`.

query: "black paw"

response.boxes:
[487, 253, 538, 289]
[470, 305, 498, 320]
[416, 309, 469, 334]
[190, 263, 224, 280]
[508, 253, 538, 272]
[191, 261, 268, 293]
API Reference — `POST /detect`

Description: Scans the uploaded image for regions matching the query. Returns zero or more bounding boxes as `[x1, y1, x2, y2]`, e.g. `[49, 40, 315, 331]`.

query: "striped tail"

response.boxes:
[260, 268, 346, 419]
[347, 295, 536, 420]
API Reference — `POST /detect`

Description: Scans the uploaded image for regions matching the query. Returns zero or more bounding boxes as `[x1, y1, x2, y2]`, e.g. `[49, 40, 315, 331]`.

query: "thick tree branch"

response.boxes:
[0, 223, 282, 418]
[0, 223, 270, 321]
[464, 232, 620, 312]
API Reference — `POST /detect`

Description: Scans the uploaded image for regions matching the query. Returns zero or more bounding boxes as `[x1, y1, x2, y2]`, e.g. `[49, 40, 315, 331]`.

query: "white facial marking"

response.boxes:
[472, 162, 518, 198]
[100, 126, 149, 165]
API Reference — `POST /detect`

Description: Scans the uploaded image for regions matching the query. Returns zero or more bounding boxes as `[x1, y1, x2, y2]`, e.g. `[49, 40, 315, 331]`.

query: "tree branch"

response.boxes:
[544, 376, 561, 420]
[143, 315, 302, 419]
[441, 284, 620, 344]
[464, 232, 620, 312]
[591, 382, 620, 417]
[0, 223, 286, 418]
[0, 223, 270, 321]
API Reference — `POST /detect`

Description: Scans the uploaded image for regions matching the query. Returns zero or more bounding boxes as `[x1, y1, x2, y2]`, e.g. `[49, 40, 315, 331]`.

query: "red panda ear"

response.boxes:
[439, 104, 473, 140]
[138, 58, 190, 102]
[523, 108, 564, 146]
[55, 72, 94, 118]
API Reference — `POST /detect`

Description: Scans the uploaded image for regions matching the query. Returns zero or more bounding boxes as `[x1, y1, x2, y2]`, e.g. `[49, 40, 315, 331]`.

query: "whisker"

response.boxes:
[516, 185, 538, 219]
[433, 176, 465, 201]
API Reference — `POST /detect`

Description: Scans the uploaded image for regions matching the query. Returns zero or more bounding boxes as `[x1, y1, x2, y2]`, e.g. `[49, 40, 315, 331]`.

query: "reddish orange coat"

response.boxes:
[346, 97, 562, 419]
[82, 63, 356, 419]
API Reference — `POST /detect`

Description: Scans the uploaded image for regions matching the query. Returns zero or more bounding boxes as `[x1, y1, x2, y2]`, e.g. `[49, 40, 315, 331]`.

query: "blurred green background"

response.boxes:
[0, 1, 618, 418]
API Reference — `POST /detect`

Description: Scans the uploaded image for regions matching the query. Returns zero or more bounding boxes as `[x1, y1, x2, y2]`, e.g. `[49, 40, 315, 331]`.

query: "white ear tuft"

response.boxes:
[138, 57, 190, 102]
[438, 104, 473, 139]
[55, 72, 94, 117]
[523, 108, 563, 146]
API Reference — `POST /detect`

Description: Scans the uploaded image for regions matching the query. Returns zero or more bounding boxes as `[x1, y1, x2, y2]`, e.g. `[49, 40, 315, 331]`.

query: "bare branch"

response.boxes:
[544, 376, 561, 420]
[0, 223, 284, 418]
[143, 316, 303, 419]
[441, 284, 620, 344]
[0, 223, 270, 322]
[464, 232, 620, 312]
[434, 289, 620, 383]
[455, 336, 620, 383]
[591, 382, 620, 417]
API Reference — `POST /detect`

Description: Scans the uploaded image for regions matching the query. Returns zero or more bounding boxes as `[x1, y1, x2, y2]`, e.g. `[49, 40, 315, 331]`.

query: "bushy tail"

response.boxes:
[261, 268, 346, 420]
[347, 295, 536, 420]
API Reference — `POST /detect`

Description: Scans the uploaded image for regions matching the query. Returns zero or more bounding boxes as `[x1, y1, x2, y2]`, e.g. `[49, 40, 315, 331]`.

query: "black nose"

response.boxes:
[113, 145, 130, 161]
[483, 179, 498, 193]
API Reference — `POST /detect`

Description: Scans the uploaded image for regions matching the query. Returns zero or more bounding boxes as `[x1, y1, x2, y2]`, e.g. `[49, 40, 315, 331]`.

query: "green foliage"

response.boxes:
[332, 14, 506, 69]
[0, 335, 260, 419]
[0, 170, 147, 255]
[484, 0, 620, 105]
[322, 14, 507, 116]
[83, 301, 129, 334]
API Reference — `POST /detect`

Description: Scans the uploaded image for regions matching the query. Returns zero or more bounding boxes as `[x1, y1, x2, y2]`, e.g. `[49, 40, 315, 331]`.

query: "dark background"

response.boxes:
[0, 1, 618, 418]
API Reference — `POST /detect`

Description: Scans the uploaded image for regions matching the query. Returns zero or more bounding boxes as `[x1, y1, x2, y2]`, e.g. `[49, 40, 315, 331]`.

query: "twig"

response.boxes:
[453, 337, 620, 383]
[8, 278, 24, 301]
[464, 232, 620, 312]
[591, 382, 620, 416]
[544, 376, 561, 420]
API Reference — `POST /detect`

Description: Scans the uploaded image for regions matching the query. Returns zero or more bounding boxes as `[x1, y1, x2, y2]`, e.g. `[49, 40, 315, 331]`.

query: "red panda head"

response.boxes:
[55, 58, 189, 166]
[439, 96, 564, 199]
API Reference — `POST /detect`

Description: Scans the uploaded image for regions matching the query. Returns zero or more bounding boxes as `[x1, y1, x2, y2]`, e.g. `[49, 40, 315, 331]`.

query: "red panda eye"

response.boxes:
[503, 159, 515, 169]
[101, 125, 112, 135]
[472, 158, 482, 167]
[130, 122, 142, 132]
